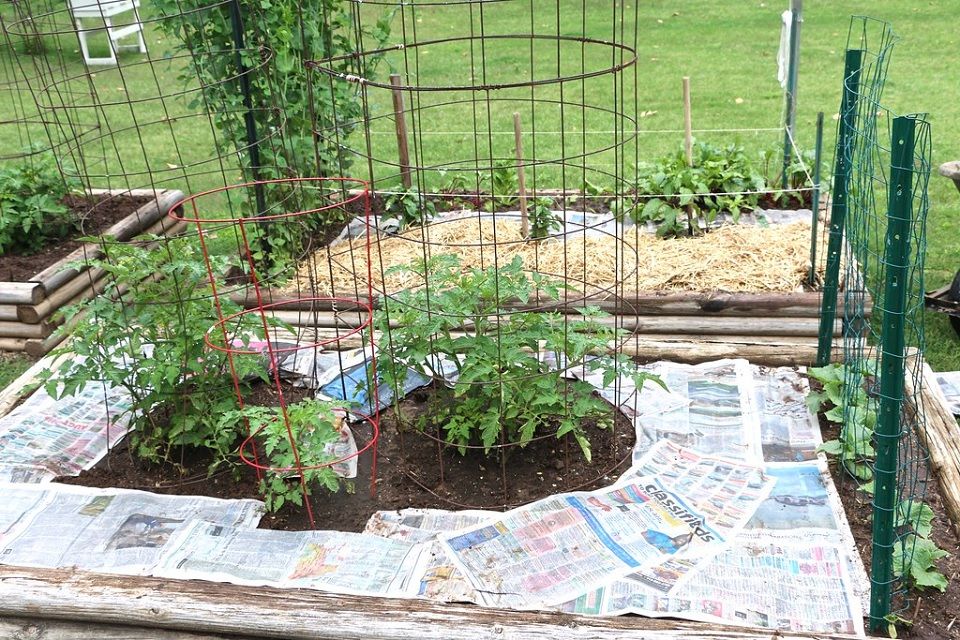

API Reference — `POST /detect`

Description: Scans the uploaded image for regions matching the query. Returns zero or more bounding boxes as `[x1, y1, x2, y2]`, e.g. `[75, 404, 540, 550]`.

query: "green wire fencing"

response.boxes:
[816, 16, 935, 632]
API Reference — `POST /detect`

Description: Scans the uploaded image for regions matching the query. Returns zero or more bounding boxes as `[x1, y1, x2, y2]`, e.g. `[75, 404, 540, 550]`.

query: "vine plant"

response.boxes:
[377, 254, 663, 461]
[152, 0, 391, 272]
[806, 363, 949, 593]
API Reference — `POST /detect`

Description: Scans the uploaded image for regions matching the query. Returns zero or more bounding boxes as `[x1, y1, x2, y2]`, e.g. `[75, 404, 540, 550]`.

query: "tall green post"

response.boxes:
[869, 115, 917, 630]
[807, 111, 824, 286]
[816, 49, 863, 366]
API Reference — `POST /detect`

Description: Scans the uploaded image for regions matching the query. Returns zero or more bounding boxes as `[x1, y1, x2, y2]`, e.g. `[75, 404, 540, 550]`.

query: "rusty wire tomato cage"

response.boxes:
[170, 177, 378, 528]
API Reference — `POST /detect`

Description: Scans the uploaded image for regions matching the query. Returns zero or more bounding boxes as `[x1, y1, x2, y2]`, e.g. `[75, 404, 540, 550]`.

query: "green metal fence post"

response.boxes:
[868, 115, 917, 631]
[816, 49, 863, 366]
[807, 111, 824, 286]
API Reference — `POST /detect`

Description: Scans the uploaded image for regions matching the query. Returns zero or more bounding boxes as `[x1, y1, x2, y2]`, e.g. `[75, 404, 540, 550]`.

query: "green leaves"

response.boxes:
[41, 238, 266, 472]
[894, 535, 950, 592]
[0, 151, 81, 255]
[376, 254, 663, 462]
[625, 141, 773, 236]
[230, 398, 344, 512]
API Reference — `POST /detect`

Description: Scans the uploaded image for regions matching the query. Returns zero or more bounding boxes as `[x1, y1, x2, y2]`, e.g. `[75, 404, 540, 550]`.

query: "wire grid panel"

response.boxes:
[833, 16, 933, 626]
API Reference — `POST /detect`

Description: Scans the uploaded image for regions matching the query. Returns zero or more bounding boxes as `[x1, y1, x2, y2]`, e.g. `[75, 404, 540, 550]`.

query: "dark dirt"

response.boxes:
[0, 194, 153, 282]
[59, 382, 636, 533]
[820, 418, 960, 639]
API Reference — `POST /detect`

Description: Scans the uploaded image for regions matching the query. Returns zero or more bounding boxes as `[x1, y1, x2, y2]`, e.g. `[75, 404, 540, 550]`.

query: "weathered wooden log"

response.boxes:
[0, 281, 44, 305]
[904, 357, 960, 535]
[28, 189, 184, 294]
[235, 289, 872, 319]
[0, 337, 28, 352]
[0, 566, 864, 640]
[0, 616, 248, 640]
[0, 320, 55, 339]
[16, 219, 190, 325]
[23, 271, 165, 358]
[0, 304, 19, 321]
[18, 268, 106, 324]
[250, 308, 842, 338]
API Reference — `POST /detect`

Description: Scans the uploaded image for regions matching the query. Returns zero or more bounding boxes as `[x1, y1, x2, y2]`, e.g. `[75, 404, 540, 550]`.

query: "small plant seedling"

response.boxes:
[486, 160, 519, 211]
[383, 188, 437, 230]
[223, 398, 347, 512]
[528, 196, 561, 239]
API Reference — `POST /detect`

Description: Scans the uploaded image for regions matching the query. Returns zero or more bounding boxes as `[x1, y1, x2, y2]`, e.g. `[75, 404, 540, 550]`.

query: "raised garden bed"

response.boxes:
[0, 189, 186, 356]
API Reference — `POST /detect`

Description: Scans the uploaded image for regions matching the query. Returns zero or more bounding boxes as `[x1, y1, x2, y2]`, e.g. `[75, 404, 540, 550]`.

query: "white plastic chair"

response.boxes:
[69, 0, 147, 66]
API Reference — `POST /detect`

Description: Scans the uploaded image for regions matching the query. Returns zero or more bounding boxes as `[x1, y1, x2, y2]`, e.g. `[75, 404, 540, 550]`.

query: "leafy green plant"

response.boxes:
[151, 0, 391, 272]
[808, 362, 877, 484]
[221, 398, 345, 512]
[626, 141, 767, 236]
[809, 366, 950, 594]
[486, 160, 519, 211]
[0, 152, 81, 255]
[376, 254, 663, 461]
[894, 534, 949, 592]
[759, 148, 816, 207]
[42, 238, 266, 472]
[437, 170, 474, 194]
[383, 189, 437, 230]
[528, 196, 561, 239]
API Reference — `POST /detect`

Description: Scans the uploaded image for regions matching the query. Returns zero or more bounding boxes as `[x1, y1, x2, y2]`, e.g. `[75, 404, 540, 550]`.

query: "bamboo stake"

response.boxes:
[390, 74, 412, 190]
[514, 112, 529, 238]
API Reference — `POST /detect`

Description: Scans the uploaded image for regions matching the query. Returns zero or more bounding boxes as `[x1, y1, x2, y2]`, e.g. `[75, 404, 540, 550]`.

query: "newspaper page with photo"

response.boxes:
[155, 520, 427, 597]
[0, 483, 263, 574]
[752, 365, 822, 463]
[438, 474, 765, 610]
[0, 381, 132, 481]
[363, 508, 497, 602]
[628, 359, 763, 464]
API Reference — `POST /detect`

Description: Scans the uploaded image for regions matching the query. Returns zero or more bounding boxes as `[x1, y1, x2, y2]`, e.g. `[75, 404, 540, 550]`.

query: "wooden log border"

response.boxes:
[0, 565, 864, 640]
[0, 190, 186, 354]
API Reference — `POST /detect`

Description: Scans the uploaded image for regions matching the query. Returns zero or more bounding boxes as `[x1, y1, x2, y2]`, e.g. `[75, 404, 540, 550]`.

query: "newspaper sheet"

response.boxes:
[628, 359, 762, 464]
[0, 482, 263, 574]
[556, 458, 866, 635]
[595, 529, 864, 636]
[0, 463, 56, 484]
[438, 474, 765, 610]
[363, 508, 496, 602]
[752, 365, 822, 463]
[0, 381, 132, 480]
[155, 520, 426, 597]
[934, 371, 960, 415]
[617, 440, 775, 593]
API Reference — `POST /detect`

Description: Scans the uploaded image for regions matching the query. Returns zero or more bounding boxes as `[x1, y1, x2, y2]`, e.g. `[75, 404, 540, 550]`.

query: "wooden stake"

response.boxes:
[682, 76, 693, 166]
[513, 112, 529, 237]
[682, 76, 696, 235]
[390, 74, 412, 190]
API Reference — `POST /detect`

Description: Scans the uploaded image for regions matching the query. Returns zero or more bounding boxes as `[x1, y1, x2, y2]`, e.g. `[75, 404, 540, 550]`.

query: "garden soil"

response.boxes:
[0, 194, 152, 282]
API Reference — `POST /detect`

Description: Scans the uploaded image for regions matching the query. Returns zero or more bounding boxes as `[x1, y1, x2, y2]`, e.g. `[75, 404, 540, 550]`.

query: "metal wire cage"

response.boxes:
[299, 0, 649, 508]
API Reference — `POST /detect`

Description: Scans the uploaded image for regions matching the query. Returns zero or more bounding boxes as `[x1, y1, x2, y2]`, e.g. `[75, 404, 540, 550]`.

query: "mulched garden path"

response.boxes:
[0, 194, 152, 282]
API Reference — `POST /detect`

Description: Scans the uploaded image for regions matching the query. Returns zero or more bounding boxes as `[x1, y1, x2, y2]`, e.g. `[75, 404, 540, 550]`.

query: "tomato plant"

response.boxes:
[376, 254, 663, 461]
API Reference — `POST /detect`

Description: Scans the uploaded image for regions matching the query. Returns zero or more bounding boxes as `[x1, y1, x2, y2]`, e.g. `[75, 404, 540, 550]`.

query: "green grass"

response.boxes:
[0, 1, 957, 371]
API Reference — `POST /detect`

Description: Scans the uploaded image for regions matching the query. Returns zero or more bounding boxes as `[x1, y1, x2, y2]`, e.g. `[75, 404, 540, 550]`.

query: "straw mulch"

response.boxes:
[293, 218, 823, 296]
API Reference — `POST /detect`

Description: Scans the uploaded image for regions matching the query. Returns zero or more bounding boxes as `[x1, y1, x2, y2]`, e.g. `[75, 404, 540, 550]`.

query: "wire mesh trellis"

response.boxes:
[302, 0, 653, 508]
[817, 16, 934, 631]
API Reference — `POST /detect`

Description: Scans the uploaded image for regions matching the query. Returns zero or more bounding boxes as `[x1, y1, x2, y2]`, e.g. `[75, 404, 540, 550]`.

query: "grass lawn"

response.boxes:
[0, 0, 957, 377]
